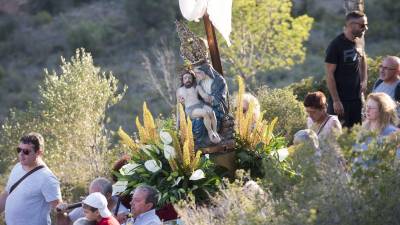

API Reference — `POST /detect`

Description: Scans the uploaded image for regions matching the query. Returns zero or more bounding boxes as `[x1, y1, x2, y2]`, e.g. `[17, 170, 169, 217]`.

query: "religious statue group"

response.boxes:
[175, 21, 234, 151]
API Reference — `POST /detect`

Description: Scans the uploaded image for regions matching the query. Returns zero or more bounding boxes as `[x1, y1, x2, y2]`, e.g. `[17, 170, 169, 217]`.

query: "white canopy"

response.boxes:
[179, 0, 232, 46]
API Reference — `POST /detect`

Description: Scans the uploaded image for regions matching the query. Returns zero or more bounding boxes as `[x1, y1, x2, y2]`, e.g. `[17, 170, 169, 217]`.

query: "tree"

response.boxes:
[220, 0, 313, 81]
[140, 39, 179, 108]
[124, 0, 182, 44]
[344, 0, 364, 13]
[0, 49, 126, 186]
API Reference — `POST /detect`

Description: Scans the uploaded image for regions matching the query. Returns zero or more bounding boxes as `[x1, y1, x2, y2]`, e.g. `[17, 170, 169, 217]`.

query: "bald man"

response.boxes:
[372, 56, 400, 102]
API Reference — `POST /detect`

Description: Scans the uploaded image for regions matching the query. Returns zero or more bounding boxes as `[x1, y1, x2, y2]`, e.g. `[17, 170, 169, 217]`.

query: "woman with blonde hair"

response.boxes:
[363, 92, 398, 136]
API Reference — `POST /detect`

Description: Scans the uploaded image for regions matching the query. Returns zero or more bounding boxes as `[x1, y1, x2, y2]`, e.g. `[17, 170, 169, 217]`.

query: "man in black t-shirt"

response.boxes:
[325, 11, 368, 128]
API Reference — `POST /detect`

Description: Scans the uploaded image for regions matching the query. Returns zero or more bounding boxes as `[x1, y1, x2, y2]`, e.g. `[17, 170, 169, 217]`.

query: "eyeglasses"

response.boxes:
[352, 22, 368, 28]
[16, 147, 34, 155]
[379, 65, 397, 71]
[366, 106, 379, 111]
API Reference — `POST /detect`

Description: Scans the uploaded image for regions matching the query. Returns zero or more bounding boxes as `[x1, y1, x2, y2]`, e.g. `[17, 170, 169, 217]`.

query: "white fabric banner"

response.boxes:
[179, 0, 232, 46]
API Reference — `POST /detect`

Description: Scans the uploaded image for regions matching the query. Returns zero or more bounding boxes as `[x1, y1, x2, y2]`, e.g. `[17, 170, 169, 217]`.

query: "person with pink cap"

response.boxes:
[82, 192, 120, 225]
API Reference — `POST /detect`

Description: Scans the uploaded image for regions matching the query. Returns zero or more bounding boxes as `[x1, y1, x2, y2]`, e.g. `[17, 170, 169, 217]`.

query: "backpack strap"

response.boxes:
[9, 165, 45, 194]
[373, 79, 384, 90]
[395, 81, 400, 102]
[114, 196, 121, 216]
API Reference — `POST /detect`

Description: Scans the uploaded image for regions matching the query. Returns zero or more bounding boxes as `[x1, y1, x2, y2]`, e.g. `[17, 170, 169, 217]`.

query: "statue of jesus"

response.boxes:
[176, 70, 221, 144]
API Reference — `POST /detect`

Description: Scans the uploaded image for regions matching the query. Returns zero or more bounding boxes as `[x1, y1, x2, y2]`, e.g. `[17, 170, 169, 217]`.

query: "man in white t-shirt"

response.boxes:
[0, 132, 62, 225]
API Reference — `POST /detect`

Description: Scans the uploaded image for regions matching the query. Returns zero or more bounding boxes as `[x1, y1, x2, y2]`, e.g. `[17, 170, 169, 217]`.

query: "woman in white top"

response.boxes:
[304, 91, 342, 141]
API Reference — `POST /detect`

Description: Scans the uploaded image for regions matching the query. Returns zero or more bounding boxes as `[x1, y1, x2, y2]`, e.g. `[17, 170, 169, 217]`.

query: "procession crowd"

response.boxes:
[1, 10, 400, 225]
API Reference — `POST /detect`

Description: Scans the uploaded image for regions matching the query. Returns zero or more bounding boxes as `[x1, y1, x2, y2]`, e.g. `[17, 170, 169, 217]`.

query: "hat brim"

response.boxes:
[99, 208, 112, 218]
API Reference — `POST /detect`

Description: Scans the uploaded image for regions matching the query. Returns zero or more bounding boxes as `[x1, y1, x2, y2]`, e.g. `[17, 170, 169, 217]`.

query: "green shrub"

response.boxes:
[337, 126, 400, 224]
[0, 49, 126, 198]
[33, 11, 53, 26]
[281, 142, 361, 225]
[257, 87, 306, 140]
[176, 174, 284, 225]
[125, 0, 180, 31]
[286, 55, 389, 104]
[287, 76, 328, 102]
[0, 15, 17, 41]
[67, 21, 110, 55]
[0, 65, 5, 81]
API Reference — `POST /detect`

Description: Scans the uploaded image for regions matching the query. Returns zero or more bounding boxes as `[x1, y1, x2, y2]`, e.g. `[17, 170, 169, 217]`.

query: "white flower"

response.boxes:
[275, 148, 289, 162]
[244, 180, 264, 194]
[189, 169, 205, 181]
[119, 163, 140, 175]
[164, 145, 176, 160]
[160, 131, 173, 145]
[144, 160, 162, 173]
[112, 181, 128, 196]
[172, 176, 183, 187]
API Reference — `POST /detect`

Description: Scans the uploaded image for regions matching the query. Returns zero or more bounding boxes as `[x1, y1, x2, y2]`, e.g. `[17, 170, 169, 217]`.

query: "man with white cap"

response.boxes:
[57, 177, 129, 225]
[82, 192, 120, 225]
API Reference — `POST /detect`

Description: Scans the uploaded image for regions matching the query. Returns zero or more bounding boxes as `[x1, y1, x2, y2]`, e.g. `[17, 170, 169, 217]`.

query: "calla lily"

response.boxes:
[119, 162, 139, 176]
[141, 145, 159, 155]
[276, 148, 289, 162]
[160, 131, 173, 145]
[112, 181, 128, 195]
[144, 160, 162, 173]
[164, 145, 176, 160]
[189, 169, 205, 181]
[172, 176, 183, 187]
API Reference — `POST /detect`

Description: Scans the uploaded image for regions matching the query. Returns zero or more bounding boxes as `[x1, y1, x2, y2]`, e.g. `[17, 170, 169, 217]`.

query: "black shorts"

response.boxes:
[327, 98, 362, 128]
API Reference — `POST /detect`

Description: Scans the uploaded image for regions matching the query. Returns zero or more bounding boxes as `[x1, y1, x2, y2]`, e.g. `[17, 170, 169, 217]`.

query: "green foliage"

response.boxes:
[221, 0, 313, 79]
[0, 106, 39, 174]
[366, 0, 400, 40]
[286, 55, 386, 103]
[0, 65, 5, 81]
[0, 48, 126, 190]
[115, 147, 220, 207]
[33, 11, 53, 26]
[24, 0, 93, 14]
[281, 142, 360, 225]
[337, 127, 400, 224]
[235, 134, 298, 197]
[0, 15, 17, 41]
[366, 56, 382, 92]
[287, 76, 328, 102]
[178, 141, 362, 225]
[115, 127, 221, 206]
[67, 21, 112, 55]
[124, 0, 181, 44]
[176, 175, 283, 225]
[257, 87, 307, 140]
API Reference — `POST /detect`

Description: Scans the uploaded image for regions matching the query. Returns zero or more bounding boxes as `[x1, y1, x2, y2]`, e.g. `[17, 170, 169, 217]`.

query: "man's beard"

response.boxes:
[184, 82, 193, 88]
[352, 30, 364, 38]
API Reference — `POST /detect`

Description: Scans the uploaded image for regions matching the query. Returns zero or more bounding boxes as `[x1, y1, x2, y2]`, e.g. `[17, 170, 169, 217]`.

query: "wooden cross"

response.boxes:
[203, 13, 224, 75]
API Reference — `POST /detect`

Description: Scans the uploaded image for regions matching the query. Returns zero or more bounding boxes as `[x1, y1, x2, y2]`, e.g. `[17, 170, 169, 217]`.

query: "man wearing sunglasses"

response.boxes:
[0, 132, 63, 225]
[326, 11, 368, 128]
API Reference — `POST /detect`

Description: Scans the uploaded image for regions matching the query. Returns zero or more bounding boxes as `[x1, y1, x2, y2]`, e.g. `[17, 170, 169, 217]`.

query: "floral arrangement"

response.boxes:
[234, 76, 296, 187]
[113, 103, 220, 206]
